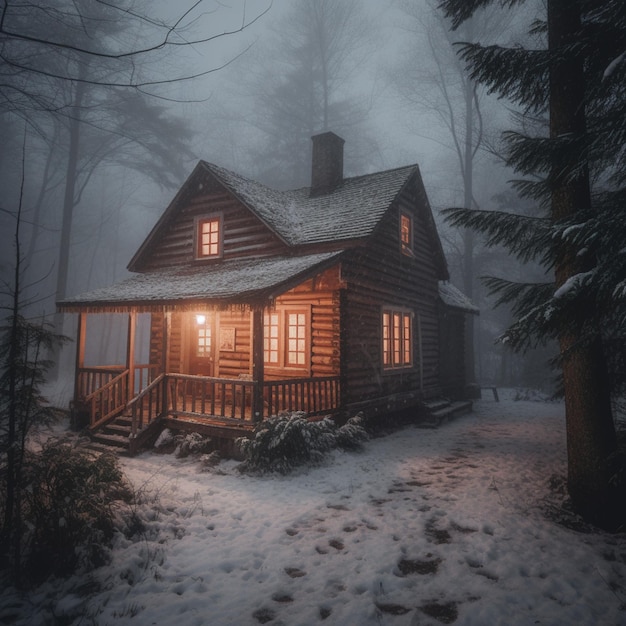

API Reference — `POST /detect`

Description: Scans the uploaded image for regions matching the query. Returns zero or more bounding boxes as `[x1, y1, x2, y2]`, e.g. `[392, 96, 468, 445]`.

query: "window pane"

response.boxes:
[197, 323, 211, 357]
[199, 218, 221, 257]
[264, 313, 279, 363]
[382, 312, 390, 365]
[403, 314, 412, 364]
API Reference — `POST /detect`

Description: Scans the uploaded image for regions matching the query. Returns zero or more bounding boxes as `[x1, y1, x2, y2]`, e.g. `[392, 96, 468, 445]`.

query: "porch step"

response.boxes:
[103, 422, 132, 436]
[90, 432, 131, 450]
[417, 399, 473, 429]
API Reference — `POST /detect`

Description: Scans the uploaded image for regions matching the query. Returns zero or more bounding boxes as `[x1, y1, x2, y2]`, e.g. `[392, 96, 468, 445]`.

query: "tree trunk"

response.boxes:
[548, 0, 620, 528]
[49, 78, 86, 377]
[463, 70, 476, 390]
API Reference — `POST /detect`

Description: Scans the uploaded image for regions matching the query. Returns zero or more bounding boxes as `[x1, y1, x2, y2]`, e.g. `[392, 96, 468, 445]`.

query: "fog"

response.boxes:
[0, 0, 551, 398]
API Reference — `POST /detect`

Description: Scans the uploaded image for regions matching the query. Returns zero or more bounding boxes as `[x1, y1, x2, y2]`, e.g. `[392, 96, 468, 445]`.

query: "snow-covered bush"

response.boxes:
[335, 413, 370, 450]
[236, 412, 369, 474]
[154, 428, 213, 458]
[10, 441, 133, 584]
[174, 432, 213, 458]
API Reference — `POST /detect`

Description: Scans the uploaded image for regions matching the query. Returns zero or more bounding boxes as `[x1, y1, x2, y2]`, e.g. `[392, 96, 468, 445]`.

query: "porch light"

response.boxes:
[195, 314, 206, 325]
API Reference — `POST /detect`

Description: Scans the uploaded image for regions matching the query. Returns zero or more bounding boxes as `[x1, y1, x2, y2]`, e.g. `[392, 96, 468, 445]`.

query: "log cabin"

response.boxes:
[58, 132, 478, 454]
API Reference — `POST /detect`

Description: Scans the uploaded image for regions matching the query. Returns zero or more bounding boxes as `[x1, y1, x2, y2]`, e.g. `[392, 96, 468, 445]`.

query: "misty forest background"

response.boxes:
[0, 0, 553, 401]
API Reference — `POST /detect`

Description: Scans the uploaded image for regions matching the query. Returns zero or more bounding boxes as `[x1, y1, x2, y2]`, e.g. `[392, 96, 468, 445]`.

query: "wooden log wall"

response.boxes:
[269, 268, 342, 380]
[146, 267, 342, 381]
[438, 307, 467, 400]
[137, 172, 289, 271]
[341, 181, 444, 405]
[214, 309, 252, 378]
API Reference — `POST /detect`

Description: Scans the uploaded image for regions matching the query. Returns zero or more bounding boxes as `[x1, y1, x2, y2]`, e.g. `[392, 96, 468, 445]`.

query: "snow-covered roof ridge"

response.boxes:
[202, 161, 419, 245]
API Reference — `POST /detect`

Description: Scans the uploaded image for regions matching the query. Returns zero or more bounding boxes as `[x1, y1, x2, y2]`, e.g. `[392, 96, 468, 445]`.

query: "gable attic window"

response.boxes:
[382, 308, 413, 369]
[400, 212, 413, 255]
[195, 214, 223, 259]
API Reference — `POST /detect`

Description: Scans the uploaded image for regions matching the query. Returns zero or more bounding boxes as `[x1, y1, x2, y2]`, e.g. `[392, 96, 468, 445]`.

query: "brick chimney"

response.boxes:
[310, 131, 344, 196]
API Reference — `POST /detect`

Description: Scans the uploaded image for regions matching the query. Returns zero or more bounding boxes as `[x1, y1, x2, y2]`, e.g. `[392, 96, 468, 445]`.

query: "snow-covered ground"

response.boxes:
[4, 390, 626, 625]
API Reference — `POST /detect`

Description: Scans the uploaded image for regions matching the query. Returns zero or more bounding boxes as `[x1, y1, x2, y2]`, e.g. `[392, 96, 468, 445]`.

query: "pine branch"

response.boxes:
[442, 207, 552, 264]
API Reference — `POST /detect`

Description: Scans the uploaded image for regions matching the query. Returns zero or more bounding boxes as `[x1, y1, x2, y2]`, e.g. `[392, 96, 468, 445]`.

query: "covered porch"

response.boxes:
[58, 253, 345, 452]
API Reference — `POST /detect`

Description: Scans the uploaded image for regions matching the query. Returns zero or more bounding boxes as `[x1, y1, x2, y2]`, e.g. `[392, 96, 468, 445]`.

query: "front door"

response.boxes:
[189, 313, 215, 376]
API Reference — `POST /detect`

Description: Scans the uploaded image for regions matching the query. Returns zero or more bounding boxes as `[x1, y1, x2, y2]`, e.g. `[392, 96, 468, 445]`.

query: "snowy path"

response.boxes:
[9, 391, 626, 625]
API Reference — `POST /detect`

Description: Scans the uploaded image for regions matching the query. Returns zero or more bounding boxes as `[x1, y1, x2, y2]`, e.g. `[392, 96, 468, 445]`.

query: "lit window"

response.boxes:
[287, 312, 307, 366]
[264, 308, 309, 370]
[196, 216, 222, 258]
[264, 313, 280, 365]
[382, 308, 412, 369]
[196, 318, 212, 357]
[400, 213, 413, 255]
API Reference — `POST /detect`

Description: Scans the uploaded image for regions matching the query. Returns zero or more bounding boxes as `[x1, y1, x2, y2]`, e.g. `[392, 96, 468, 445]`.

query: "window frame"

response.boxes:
[399, 211, 414, 256]
[382, 307, 414, 370]
[263, 306, 311, 373]
[194, 213, 224, 260]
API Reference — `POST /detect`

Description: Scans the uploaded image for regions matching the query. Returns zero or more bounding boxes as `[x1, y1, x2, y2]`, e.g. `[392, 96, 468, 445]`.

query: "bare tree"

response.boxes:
[392, 1, 514, 385]
[0, 0, 271, 113]
[215, 0, 380, 189]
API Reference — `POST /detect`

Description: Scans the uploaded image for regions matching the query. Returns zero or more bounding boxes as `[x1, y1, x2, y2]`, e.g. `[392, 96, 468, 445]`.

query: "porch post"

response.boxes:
[126, 311, 136, 397]
[251, 306, 265, 423]
[162, 311, 171, 374]
[74, 312, 86, 402]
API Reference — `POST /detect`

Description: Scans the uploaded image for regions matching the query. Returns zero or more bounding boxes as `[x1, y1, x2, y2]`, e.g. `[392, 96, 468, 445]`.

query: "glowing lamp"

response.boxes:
[195, 314, 206, 325]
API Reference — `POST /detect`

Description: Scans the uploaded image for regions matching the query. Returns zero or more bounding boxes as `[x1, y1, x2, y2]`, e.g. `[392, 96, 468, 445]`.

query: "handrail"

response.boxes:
[127, 373, 166, 436]
[85, 369, 129, 430]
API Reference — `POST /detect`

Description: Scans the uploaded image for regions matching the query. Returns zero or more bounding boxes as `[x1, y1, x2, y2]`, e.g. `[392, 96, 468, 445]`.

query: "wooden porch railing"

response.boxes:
[166, 373, 256, 421]
[85, 369, 129, 430]
[128, 374, 167, 436]
[81, 370, 342, 438]
[77, 365, 125, 399]
[264, 376, 341, 417]
[77, 364, 158, 399]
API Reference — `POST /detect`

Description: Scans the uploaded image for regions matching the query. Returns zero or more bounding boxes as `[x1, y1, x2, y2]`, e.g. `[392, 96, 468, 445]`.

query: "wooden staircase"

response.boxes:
[86, 413, 135, 455]
[417, 398, 473, 429]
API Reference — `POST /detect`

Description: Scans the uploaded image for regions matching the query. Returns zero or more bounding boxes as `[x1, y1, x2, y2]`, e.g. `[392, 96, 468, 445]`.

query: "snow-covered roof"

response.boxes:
[204, 162, 418, 245]
[59, 252, 343, 312]
[438, 281, 479, 314]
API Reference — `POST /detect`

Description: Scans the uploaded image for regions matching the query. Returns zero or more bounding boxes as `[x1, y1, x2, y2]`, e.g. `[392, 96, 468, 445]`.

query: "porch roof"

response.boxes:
[438, 281, 479, 315]
[58, 251, 344, 313]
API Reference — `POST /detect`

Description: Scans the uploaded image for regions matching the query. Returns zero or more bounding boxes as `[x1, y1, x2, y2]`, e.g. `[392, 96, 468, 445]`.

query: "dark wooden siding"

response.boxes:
[439, 306, 467, 400]
[138, 173, 288, 271]
[341, 180, 444, 405]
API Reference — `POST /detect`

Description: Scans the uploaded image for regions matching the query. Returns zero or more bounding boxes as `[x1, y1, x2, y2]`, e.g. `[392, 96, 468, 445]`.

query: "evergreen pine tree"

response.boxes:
[439, 0, 626, 528]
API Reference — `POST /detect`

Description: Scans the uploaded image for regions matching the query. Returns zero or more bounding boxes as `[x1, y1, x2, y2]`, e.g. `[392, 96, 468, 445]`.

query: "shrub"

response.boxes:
[6, 440, 133, 584]
[236, 412, 368, 474]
